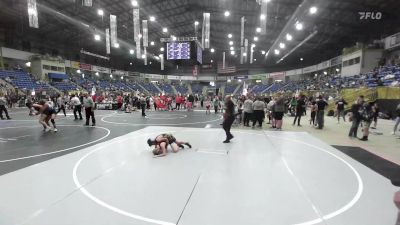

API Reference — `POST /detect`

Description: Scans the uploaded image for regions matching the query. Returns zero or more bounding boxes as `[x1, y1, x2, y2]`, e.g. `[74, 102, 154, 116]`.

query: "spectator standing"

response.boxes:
[252, 97, 266, 128]
[348, 96, 364, 138]
[392, 103, 400, 135]
[371, 102, 380, 129]
[83, 93, 96, 126]
[57, 94, 67, 116]
[273, 95, 286, 130]
[243, 97, 254, 127]
[222, 95, 235, 143]
[140, 94, 147, 117]
[0, 93, 11, 120]
[71, 94, 83, 120]
[293, 95, 306, 126]
[359, 101, 374, 141]
[213, 97, 220, 114]
[336, 98, 348, 123]
[316, 95, 328, 129]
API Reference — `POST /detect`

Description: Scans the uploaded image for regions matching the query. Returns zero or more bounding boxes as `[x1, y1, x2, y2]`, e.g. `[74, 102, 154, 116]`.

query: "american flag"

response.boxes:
[217, 63, 236, 74]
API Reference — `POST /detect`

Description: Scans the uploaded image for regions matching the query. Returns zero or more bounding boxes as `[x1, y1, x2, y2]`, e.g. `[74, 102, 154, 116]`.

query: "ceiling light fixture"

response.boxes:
[295, 22, 303, 30]
[141, 54, 146, 59]
[230, 50, 235, 55]
[286, 33, 293, 41]
[256, 27, 261, 33]
[274, 49, 280, 55]
[131, 0, 138, 7]
[230, 46, 234, 50]
[300, 58, 304, 61]
[129, 49, 134, 55]
[261, 50, 266, 55]
[149, 16, 156, 22]
[228, 34, 233, 38]
[210, 48, 215, 53]
[279, 43, 285, 49]
[162, 27, 168, 33]
[97, 9, 104, 16]
[309, 6, 317, 14]
[114, 43, 120, 48]
[260, 14, 266, 20]
[229, 41, 233, 45]
[160, 47, 164, 52]
[254, 36, 258, 41]
[150, 41, 155, 46]
[194, 21, 199, 26]
[224, 11, 230, 17]
[94, 34, 101, 41]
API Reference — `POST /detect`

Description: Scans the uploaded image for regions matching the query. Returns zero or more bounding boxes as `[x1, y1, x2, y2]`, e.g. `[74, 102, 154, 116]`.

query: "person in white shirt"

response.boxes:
[252, 97, 266, 128]
[57, 94, 66, 116]
[0, 93, 11, 120]
[83, 93, 95, 126]
[243, 97, 253, 127]
[71, 94, 82, 120]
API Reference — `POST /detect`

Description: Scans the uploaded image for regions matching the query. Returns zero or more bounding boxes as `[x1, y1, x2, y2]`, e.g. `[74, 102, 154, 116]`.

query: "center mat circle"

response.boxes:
[73, 130, 362, 225]
[0, 125, 110, 163]
[101, 112, 223, 126]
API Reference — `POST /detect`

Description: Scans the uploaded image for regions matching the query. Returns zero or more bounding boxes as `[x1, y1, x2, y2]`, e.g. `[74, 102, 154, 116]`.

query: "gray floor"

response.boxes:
[0, 108, 223, 175]
[0, 109, 398, 225]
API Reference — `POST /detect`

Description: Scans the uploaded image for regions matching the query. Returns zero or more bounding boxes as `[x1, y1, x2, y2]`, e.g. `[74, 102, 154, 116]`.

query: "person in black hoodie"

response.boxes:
[348, 96, 364, 138]
[359, 101, 374, 141]
[222, 95, 235, 143]
[293, 95, 306, 126]
[316, 95, 328, 129]
[336, 98, 348, 123]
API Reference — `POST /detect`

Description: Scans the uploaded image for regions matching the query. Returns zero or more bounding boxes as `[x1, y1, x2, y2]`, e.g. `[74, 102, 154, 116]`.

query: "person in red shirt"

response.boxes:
[116, 95, 123, 110]
[175, 95, 182, 110]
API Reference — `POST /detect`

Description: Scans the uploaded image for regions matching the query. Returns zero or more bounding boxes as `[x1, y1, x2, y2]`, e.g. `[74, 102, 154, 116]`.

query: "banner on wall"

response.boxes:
[180, 76, 196, 81]
[302, 65, 317, 73]
[71, 61, 80, 69]
[113, 70, 128, 76]
[79, 63, 92, 71]
[92, 66, 111, 73]
[167, 75, 181, 80]
[249, 74, 266, 80]
[144, 74, 163, 79]
[234, 75, 248, 80]
[270, 72, 285, 80]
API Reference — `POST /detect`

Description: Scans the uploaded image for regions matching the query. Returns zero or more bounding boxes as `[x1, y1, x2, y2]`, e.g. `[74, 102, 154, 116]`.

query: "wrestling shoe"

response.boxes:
[185, 143, 192, 148]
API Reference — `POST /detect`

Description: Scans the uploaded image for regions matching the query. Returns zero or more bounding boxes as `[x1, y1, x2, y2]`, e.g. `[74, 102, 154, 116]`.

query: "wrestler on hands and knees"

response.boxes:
[147, 134, 192, 157]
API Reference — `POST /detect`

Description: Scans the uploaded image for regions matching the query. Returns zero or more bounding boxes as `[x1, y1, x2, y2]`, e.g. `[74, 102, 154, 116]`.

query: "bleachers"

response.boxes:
[157, 83, 174, 94]
[191, 84, 205, 94]
[175, 84, 188, 95]
[0, 70, 51, 91]
[51, 81, 78, 91]
[225, 84, 238, 95]
[124, 82, 144, 92]
[141, 82, 159, 94]
[251, 84, 270, 93]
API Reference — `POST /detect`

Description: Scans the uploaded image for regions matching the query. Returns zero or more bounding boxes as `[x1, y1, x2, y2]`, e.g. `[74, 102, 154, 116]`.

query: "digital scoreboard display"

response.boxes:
[167, 42, 191, 60]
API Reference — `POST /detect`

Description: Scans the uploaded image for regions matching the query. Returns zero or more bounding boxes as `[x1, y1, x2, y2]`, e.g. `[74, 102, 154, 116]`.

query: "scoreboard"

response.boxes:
[167, 42, 191, 60]
[164, 41, 203, 65]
